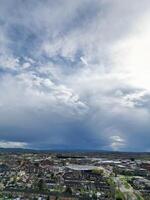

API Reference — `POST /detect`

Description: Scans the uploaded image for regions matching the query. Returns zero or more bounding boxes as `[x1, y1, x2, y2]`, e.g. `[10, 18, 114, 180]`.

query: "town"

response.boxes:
[0, 150, 150, 200]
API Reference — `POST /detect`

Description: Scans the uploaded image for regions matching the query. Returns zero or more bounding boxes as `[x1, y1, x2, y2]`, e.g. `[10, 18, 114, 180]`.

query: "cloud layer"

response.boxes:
[0, 0, 150, 151]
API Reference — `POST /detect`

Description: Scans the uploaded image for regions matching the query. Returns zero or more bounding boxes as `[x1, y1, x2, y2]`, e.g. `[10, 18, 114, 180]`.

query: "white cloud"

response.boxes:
[110, 12, 150, 91]
[80, 57, 88, 66]
[0, 70, 88, 129]
[0, 54, 19, 70]
[0, 140, 27, 148]
[110, 135, 125, 151]
[22, 62, 31, 69]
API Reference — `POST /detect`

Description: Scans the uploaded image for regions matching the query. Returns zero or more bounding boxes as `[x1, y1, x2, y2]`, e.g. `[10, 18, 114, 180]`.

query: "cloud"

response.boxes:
[110, 12, 150, 90]
[110, 135, 125, 151]
[0, 53, 19, 70]
[0, 140, 27, 148]
[0, 0, 150, 150]
[80, 57, 88, 66]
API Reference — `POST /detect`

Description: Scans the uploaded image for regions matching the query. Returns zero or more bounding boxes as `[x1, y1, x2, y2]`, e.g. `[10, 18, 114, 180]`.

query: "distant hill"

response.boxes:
[0, 147, 150, 156]
[0, 147, 38, 153]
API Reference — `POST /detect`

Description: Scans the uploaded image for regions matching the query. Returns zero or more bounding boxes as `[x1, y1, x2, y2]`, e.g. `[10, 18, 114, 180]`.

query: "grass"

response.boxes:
[115, 189, 125, 200]
[135, 193, 145, 200]
[119, 176, 131, 189]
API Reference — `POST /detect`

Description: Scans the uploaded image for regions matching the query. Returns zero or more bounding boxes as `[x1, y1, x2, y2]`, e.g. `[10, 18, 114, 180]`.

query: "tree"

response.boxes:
[38, 179, 44, 191]
[116, 198, 123, 200]
[65, 186, 72, 195]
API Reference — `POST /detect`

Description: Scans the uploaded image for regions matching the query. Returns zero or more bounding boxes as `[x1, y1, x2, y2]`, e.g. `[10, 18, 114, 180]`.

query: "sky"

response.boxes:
[0, 0, 150, 151]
